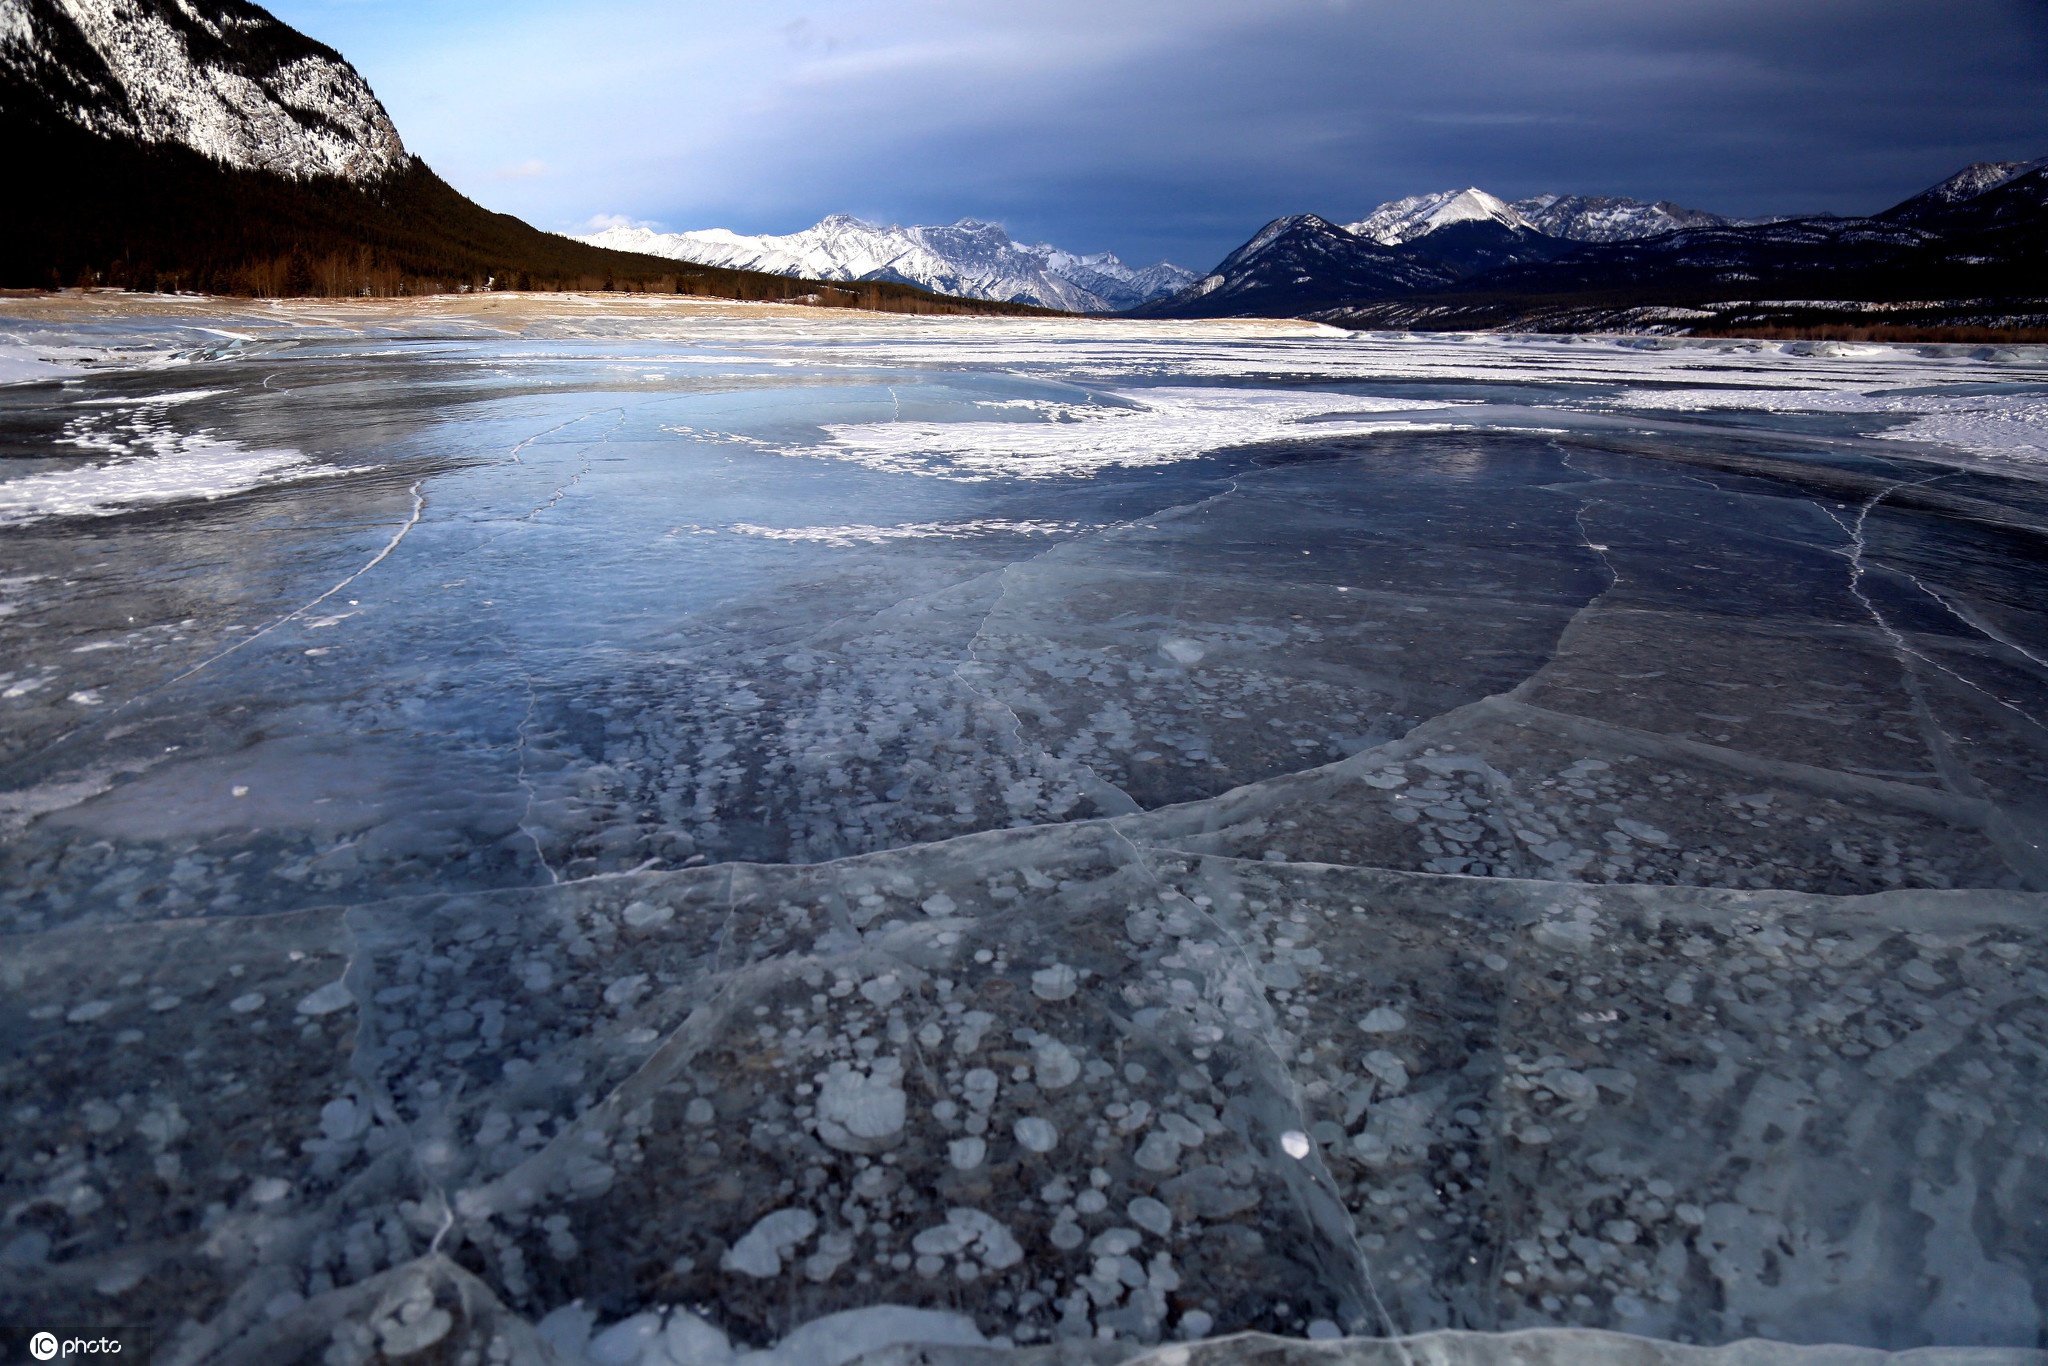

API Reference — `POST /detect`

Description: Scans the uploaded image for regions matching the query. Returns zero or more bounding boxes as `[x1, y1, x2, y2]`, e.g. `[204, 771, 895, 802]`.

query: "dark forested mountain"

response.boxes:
[0, 0, 1043, 309]
[1139, 160, 2048, 331]
[1127, 215, 1457, 319]
[1126, 211, 1576, 320]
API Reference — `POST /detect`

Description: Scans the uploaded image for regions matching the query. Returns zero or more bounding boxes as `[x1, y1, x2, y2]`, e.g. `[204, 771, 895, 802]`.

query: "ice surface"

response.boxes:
[1, 297, 2046, 1364]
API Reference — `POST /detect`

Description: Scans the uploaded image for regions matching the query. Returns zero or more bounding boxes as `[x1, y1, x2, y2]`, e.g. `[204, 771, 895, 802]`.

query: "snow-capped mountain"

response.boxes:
[1143, 154, 2048, 322]
[1881, 157, 2048, 221]
[0, 0, 407, 181]
[1509, 194, 1746, 242]
[1346, 187, 1762, 247]
[576, 215, 1196, 313]
[1344, 188, 1535, 245]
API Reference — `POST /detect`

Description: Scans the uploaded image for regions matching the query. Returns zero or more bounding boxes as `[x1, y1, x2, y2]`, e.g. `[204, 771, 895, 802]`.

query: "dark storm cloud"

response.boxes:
[271, 0, 2048, 269]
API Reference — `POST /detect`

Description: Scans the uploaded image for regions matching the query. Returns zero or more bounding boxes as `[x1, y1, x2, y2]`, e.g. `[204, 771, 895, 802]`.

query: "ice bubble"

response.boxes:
[860, 973, 906, 1007]
[1899, 959, 1946, 991]
[602, 974, 649, 1007]
[1033, 1040, 1080, 1089]
[1361, 1050, 1408, 1092]
[1178, 1310, 1215, 1341]
[1614, 818, 1671, 845]
[1307, 1320, 1342, 1341]
[817, 1068, 907, 1152]
[249, 1176, 292, 1205]
[1358, 1006, 1406, 1033]
[1031, 963, 1078, 1001]
[1090, 1227, 1142, 1257]
[622, 901, 674, 929]
[67, 1000, 114, 1023]
[685, 1097, 716, 1126]
[1517, 1124, 1554, 1146]
[1663, 979, 1695, 1006]
[1160, 638, 1206, 666]
[1545, 1068, 1593, 1102]
[295, 981, 353, 1016]
[660, 1310, 733, 1366]
[948, 1136, 987, 1170]
[1014, 1116, 1059, 1153]
[1279, 1130, 1312, 1160]
[921, 892, 958, 917]
[320, 1098, 368, 1142]
[913, 1209, 1024, 1269]
[1074, 1189, 1108, 1215]
[1136, 1130, 1184, 1172]
[1127, 1197, 1173, 1237]
[1050, 1220, 1085, 1250]
[722, 1208, 818, 1278]
[227, 992, 266, 1014]
[147, 994, 182, 1012]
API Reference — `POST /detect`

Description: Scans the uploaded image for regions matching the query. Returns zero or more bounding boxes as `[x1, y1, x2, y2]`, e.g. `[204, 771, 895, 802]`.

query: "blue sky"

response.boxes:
[267, 0, 2048, 270]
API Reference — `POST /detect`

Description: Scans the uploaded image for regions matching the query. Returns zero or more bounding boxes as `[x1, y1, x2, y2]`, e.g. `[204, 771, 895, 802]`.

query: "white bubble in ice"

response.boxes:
[1179, 1310, 1215, 1341]
[920, 892, 958, 917]
[1134, 1130, 1183, 1172]
[228, 992, 266, 1014]
[295, 981, 353, 1016]
[1359, 1003, 1409, 1036]
[622, 900, 674, 929]
[948, 1136, 987, 1170]
[67, 1000, 114, 1023]
[1031, 964, 1078, 1001]
[1033, 1039, 1080, 1089]
[816, 1068, 907, 1152]
[1358, 1006, 1405, 1033]
[1014, 1116, 1058, 1153]
[722, 1208, 817, 1278]
[1127, 1197, 1172, 1237]
[1280, 1130, 1312, 1160]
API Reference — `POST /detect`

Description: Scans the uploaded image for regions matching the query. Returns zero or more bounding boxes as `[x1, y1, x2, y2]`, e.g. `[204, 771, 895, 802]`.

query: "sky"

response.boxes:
[266, 0, 2048, 271]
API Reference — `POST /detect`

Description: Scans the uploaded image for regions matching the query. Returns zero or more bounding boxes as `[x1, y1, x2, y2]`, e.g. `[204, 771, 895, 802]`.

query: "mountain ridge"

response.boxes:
[1137, 162, 2048, 328]
[575, 215, 1196, 313]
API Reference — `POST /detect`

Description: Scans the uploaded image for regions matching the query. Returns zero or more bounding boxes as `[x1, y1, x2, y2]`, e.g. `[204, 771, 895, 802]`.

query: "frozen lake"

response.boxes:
[3, 295, 2047, 1364]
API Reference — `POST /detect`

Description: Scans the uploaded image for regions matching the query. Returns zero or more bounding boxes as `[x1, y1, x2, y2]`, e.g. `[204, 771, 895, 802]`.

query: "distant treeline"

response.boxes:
[1, 107, 1058, 314]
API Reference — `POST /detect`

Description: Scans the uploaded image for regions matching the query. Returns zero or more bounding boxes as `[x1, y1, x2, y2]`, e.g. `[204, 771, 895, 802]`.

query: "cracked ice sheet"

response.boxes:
[1, 302, 2048, 1363]
[3, 831, 2045, 1363]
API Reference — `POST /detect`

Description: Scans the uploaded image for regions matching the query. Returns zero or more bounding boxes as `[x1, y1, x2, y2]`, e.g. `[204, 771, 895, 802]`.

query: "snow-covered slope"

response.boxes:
[1881, 157, 2048, 221]
[0, 0, 406, 181]
[1509, 193, 1743, 242]
[1347, 188, 1763, 246]
[576, 215, 1195, 313]
[1345, 188, 1533, 245]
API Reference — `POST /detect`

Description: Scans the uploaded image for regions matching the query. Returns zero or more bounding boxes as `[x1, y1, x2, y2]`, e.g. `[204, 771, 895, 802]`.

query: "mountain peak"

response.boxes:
[1, 0, 407, 181]
[1346, 189, 1531, 245]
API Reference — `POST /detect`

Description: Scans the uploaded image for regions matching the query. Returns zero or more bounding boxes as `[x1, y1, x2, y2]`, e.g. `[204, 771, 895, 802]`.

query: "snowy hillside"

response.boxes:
[576, 215, 1195, 313]
[0, 0, 407, 181]
[1345, 188, 1533, 244]
[1345, 188, 1756, 246]
[1510, 193, 1743, 242]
